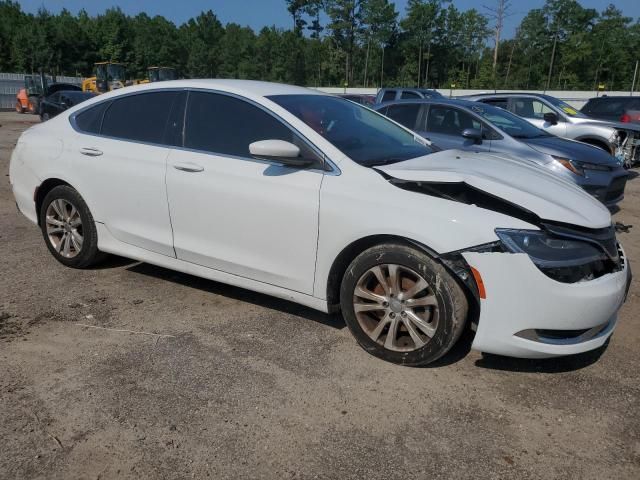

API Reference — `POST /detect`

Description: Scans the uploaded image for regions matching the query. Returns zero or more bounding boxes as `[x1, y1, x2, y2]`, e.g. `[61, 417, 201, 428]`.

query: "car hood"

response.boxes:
[376, 149, 611, 229]
[572, 116, 640, 132]
[523, 135, 620, 166]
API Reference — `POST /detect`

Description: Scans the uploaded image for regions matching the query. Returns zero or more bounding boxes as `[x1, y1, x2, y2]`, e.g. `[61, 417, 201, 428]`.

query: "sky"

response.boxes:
[16, 0, 640, 39]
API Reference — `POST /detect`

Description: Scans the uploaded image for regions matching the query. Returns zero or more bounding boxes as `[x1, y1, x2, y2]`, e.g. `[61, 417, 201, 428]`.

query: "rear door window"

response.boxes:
[480, 98, 508, 110]
[101, 91, 180, 144]
[74, 101, 110, 134]
[400, 91, 421, 99]
[381, 90, 396, 102]
[385, 104, 421, 130]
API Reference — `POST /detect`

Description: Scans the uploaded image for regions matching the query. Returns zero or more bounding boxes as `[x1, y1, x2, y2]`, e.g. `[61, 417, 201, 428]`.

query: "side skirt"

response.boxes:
[95, 223, 330, 313]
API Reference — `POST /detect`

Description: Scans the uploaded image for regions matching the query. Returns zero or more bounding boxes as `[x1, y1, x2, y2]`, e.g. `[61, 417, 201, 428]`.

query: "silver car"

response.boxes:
[374, 98, 628, 207]
[461, 93, 640, 168]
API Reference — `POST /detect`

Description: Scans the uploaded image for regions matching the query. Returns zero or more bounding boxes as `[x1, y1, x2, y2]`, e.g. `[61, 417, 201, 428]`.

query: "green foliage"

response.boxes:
[0, 0, 638, 90]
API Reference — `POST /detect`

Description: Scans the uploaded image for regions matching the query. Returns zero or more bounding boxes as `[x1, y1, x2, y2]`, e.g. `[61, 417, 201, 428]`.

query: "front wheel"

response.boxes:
[39, 186, 104, 268]
[340, 244, 468, 366]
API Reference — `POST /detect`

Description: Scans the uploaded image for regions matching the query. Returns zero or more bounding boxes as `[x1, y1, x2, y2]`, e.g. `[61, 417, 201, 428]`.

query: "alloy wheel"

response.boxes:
[45, 199, 83, 258]
[353, 264, 439, 352]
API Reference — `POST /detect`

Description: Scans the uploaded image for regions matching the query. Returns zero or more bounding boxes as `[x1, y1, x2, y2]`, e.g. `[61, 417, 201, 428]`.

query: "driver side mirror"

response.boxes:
[249, 140, 314, 168]
[461, 128, 483, 144]
[543, 112, 558, 125]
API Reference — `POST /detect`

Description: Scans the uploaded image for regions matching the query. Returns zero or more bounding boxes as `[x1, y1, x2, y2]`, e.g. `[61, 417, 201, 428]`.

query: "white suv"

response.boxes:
[9, 80, 631, 366]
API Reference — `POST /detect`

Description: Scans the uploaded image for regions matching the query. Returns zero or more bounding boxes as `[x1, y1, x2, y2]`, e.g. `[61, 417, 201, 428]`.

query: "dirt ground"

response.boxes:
[0, 110, 639, 480]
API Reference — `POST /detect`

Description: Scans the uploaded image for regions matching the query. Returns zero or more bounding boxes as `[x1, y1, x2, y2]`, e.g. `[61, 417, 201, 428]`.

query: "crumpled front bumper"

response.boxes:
[462, 250, 630, 358]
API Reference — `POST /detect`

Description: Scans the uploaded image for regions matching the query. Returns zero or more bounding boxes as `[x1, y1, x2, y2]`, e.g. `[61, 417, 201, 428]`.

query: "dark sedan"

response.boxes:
[40, 90, 97, 121]
[375, 98, 628, 207]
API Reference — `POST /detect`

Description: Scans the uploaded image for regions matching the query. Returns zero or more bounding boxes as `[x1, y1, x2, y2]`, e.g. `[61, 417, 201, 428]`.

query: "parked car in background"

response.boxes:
[338, 93, 376, 106]
[375, 99, 628, 208]
[462, 92, 640, 168]
[376, 87, 442, 104]
[581, 96, 640, 124]
[10, 80, 630, 366]
[40, 90, 97, 121]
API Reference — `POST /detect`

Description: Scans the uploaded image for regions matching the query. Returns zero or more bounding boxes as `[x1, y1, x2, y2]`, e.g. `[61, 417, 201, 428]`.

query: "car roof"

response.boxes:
[461, 92, 555, 100]
[374, 97, 478, 109]
[102, 79, 323, 99]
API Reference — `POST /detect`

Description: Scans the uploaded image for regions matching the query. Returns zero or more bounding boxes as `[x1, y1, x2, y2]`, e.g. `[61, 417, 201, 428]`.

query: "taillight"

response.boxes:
[620, 113, 631, 123]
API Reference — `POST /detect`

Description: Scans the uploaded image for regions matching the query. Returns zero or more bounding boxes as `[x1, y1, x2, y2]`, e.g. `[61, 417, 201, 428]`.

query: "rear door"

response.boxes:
[69, 90, 184, 257]
[165, 91, 323, 293]
[384, 103, 423, 131]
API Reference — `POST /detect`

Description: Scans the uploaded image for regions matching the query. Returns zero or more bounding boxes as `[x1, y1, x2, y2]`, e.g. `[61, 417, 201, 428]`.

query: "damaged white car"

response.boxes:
[9, 80, 632, 366]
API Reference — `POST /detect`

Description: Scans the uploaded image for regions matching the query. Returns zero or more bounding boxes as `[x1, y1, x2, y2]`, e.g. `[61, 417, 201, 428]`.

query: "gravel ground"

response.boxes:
[1, 111, 639, 480]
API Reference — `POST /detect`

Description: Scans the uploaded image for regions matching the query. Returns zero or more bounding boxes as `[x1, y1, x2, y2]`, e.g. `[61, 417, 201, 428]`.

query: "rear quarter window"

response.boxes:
[74, 101, 110, 134]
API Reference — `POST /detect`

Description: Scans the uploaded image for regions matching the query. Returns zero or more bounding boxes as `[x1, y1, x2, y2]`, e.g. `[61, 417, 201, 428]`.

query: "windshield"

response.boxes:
[545, 96, 588, 118]
[468, 103, 550, 139]
[159, 68, 176, 81]
[268, 94, 434, 166]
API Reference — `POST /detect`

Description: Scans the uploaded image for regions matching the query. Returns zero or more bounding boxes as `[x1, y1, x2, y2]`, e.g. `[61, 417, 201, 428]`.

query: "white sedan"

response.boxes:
[9, 80, 631, 366]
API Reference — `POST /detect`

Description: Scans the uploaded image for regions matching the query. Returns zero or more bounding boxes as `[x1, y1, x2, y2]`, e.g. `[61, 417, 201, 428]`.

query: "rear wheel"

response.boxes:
[340, 244, 468, 366]
[39, 186, 104, 268]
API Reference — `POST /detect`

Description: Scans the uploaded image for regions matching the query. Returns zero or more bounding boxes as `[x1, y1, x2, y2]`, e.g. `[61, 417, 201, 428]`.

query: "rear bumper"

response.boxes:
[463, 250, 630, 359]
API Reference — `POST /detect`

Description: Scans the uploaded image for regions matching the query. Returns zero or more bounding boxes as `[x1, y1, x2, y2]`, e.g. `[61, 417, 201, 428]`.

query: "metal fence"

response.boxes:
[0, 73, 84, 109]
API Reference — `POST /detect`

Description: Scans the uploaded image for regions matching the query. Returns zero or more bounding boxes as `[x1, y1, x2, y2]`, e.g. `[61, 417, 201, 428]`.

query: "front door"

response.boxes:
[510, 97, 568, 137]
[422, 105, 492, 152]
[165, 91, 323, 294]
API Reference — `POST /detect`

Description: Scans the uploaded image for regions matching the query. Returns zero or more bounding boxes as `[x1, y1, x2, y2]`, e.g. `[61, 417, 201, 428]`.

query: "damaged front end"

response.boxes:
[611, 128, 640, 168]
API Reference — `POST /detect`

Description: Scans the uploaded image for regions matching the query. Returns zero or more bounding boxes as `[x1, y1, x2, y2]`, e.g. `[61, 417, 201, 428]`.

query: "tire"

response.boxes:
[39, 186, 104, 268]
[40, 112, 50, 122]
[340, 243, 468, 366]
[16, 101, 24, 114]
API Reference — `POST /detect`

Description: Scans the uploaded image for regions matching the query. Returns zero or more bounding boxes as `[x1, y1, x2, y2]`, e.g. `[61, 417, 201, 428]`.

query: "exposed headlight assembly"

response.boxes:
[495, 228, 604, 268]
[553, 156, 611, 176]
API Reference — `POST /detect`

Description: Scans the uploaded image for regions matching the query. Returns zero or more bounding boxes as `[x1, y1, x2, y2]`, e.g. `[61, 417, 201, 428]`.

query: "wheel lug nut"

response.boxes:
[389, 312, 396, 318]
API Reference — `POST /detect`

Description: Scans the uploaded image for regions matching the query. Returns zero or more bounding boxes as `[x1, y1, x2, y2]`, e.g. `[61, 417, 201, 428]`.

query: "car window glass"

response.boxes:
[185, 92, 318, 162]
[74, 101, 110, 134]
[381, 90, 396, 102]
[385, 104, 421, 129]
[481, 98, 508, 109]
[49, 92, 60, 103]
[426, 106, 481, 135]
[585, 99, 625, 115]
[400, 91, 420, 99]
[101, 91, 179, 144]
[512, 98, 554, 119]
[269, 94, 434, 166]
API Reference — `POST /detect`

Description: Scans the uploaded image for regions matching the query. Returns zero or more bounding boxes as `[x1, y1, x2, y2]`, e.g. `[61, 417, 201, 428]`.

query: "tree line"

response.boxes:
[0, 0, 638, 91]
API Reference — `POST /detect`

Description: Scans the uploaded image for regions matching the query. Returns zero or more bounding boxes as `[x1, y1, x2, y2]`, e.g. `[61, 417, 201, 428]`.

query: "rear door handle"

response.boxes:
[173, 162, 204, 173]
[80, 147, 103, 157]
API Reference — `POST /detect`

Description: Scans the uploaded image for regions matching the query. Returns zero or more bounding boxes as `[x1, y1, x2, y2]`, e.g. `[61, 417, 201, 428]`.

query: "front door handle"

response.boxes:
[173, 162, 204, 173]
[80, 147, 103, 157]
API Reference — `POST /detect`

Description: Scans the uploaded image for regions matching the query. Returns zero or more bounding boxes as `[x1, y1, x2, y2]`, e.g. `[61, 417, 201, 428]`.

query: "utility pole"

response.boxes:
[631, 60, 639, 96]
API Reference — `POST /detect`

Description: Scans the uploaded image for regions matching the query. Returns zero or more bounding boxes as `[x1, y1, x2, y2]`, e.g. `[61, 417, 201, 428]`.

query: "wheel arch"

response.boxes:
[325, 234, 439, 309]
[35, 178, 74, 225]
[575, 136, 613, 154]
